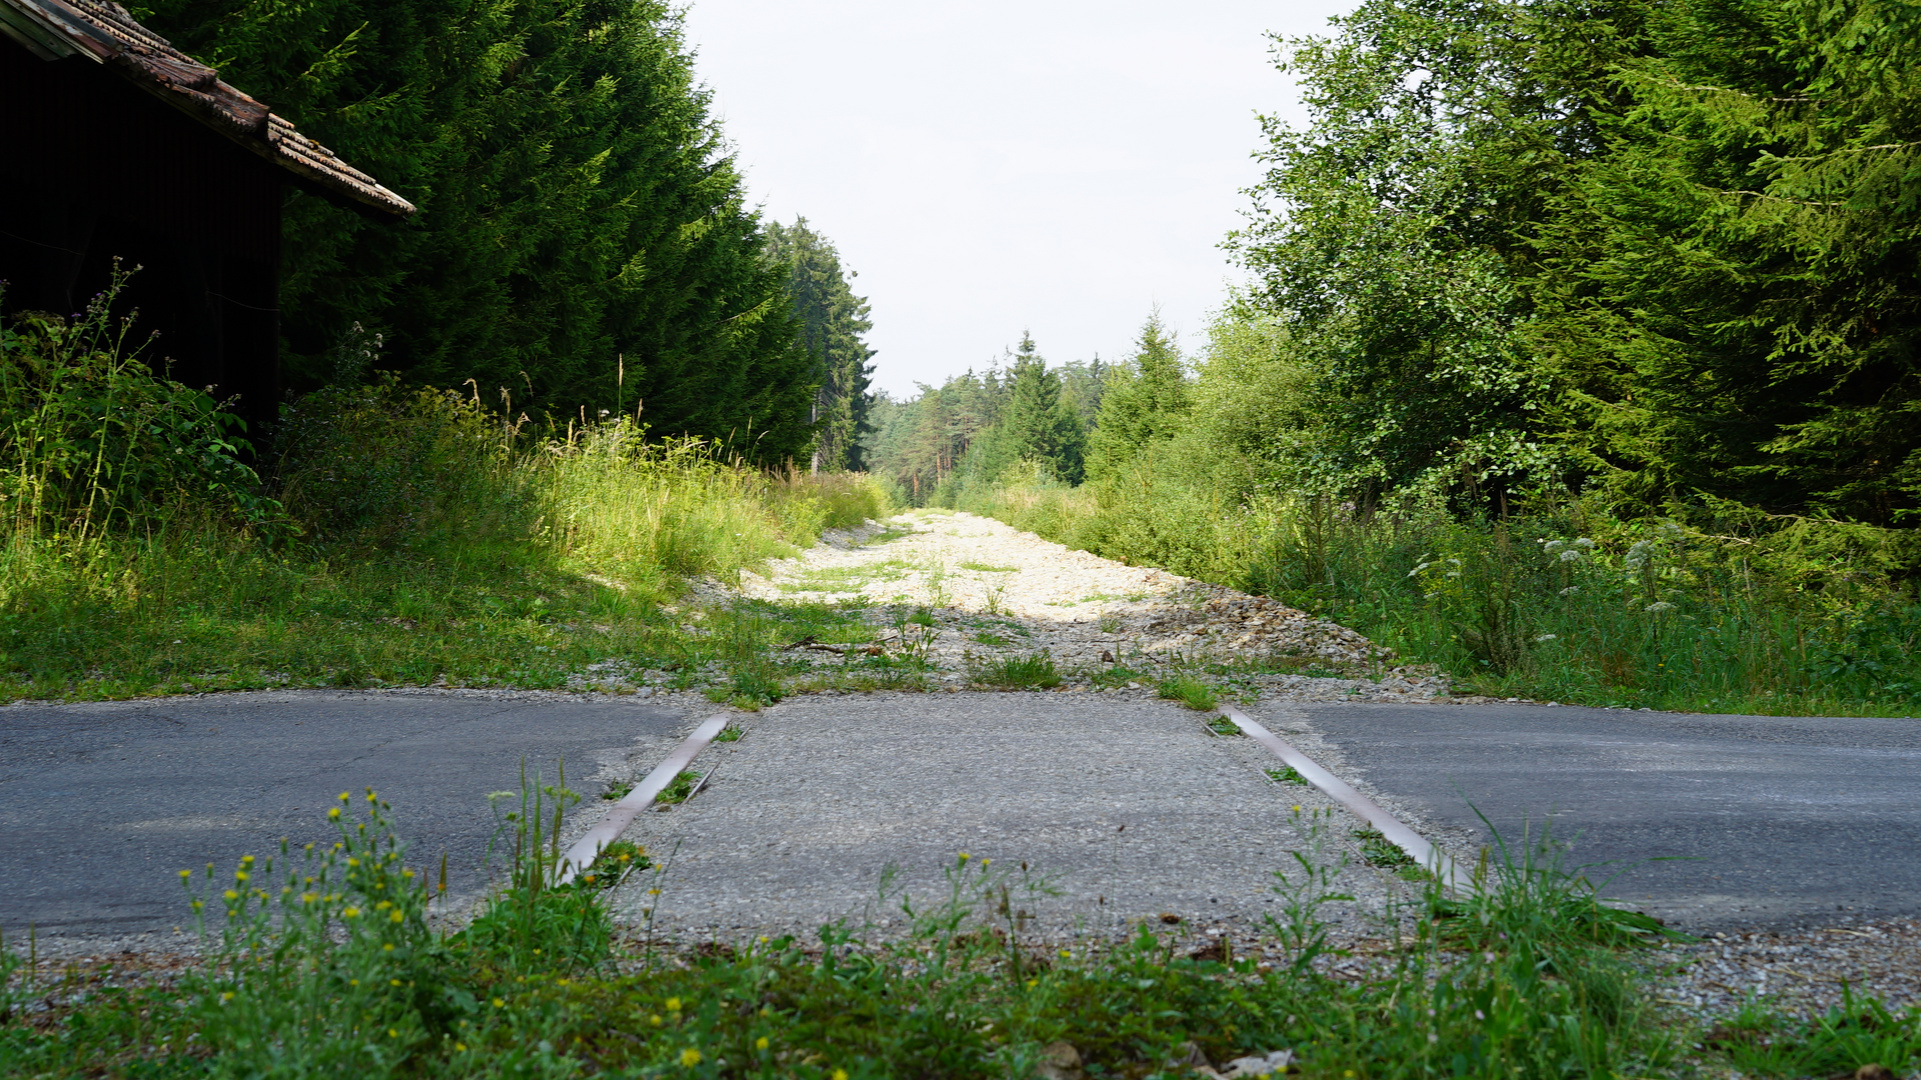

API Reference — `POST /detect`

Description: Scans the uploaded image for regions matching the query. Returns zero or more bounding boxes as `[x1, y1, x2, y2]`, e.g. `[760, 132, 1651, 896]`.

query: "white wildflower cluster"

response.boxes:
[1538, 536, 1597, 563]
[1625, 521, 1689, 572]
[1644, 601, 1676, 614]
[1407, 554, 1463, 601]
[1407, 555, 1463, 579]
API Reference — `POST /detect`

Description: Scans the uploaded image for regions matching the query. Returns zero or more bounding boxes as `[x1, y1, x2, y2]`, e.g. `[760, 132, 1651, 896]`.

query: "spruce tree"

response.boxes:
[763, 219, 876, 471]
[1086, 314, 1190, 481]
[139, 0, 817, 463]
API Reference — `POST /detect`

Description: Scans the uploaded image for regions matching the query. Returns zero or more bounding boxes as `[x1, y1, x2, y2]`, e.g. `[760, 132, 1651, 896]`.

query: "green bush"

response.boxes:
[0, 275, 282, 538]
[276, 377, 533, 553]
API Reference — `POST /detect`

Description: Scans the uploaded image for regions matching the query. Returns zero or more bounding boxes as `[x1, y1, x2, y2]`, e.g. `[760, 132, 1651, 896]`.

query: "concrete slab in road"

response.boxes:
[0, 690, 690, 944]
[1280, 703, 1921, 929]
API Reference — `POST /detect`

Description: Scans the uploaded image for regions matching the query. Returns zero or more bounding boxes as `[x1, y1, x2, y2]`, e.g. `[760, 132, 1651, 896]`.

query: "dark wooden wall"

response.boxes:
[0, 33, 282, 435]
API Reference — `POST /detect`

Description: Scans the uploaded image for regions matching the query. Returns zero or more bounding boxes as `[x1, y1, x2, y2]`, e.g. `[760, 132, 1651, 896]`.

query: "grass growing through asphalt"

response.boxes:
[10, 779, 1910, 1079]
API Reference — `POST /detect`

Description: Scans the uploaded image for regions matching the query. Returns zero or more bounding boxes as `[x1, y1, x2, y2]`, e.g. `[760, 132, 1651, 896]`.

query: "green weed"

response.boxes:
[968, 651, 1062, 690]
[654, 770, 702, 805]
[1160, 676, 1219, 711]
[959, 560, 1018, 572]
[4, 786, 1894, 1080]
[1705, 995, 1921, 1079]
[1352, 826, 1415, 869]
[1266, 765, 1309, 785]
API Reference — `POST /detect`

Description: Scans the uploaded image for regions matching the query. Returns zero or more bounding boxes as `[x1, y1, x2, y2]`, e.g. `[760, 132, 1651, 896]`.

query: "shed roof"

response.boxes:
[0, 0, 414, 217]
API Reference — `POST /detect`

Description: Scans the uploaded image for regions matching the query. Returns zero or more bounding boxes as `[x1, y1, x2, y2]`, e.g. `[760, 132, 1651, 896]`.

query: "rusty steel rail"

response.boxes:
[557, 713, 729, 886]
[1219, 703, 1471, 892]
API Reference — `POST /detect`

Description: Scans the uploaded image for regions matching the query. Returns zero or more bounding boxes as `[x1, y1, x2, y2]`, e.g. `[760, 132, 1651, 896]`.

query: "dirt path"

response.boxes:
[723, 509, 1449, 703]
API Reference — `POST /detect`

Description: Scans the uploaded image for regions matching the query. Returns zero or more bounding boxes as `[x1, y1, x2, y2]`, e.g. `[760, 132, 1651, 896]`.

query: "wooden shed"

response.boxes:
[0, 0, 412, 429]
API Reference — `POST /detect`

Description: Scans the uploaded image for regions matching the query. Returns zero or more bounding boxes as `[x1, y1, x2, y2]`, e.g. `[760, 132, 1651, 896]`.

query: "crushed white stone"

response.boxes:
[709, 509, 1452, 703]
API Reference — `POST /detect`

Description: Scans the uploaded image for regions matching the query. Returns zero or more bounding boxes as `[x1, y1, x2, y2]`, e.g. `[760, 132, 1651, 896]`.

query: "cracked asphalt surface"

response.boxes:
[0, 691, 685, 944]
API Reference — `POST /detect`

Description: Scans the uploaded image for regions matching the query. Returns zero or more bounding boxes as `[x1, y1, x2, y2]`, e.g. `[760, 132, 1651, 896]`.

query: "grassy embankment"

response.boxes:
[959, 475, 1921, 718]
[8, 780, 1917, 1079]
[0, 292, 902, 706]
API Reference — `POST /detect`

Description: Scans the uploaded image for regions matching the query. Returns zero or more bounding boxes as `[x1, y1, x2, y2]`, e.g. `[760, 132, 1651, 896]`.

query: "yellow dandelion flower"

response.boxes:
[391, 979, 402, 987]
[390, 910, 404, 923]
[1025, 979, 1038, 988]
[179, 869, 192, 879]
[492, 998, 505, 1008]
[384, 943, 395, 952]
[342, 906, 361, 918]
[389, 1028, 399, 1038]
[680, 1048, 702, 1067]
[338, 792, 351, 802]
[666, 996, 682, 1011]
[958, 852, 970, 863]
[756, 1036, 770, 1051]
[328, 808, 341, 820]
[220, 991, 234, 1003]
[455, 1042, 467, 1052]
[649, 1015, 663, 1027]
[833, 1069, 848, 1080]
[223, 889, 239, 901]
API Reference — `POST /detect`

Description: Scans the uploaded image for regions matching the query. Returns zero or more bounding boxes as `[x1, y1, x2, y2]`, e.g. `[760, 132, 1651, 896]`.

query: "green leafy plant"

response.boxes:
[654, 770, 702, 805]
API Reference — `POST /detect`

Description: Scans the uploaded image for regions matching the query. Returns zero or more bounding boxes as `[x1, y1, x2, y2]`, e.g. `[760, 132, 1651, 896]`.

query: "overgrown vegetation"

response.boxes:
[863, 0, 1921, 716]
[19, 778, 1909, 1079]
[0, 290, 888, 702]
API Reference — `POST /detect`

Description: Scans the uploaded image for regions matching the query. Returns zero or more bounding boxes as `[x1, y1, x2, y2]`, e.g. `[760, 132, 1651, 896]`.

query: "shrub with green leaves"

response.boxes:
[1, 275, 283, 538]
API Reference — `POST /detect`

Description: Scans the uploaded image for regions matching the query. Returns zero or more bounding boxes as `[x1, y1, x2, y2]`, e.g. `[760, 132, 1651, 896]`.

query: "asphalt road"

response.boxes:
[1291, 703, 1921, 929]
[0, 691, 686, 944]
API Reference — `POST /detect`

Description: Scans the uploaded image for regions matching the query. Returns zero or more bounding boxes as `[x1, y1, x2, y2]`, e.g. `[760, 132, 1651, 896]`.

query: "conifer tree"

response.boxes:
[965, 335, 1086, 484]
[764, 219, 876, 471]
[139, 0, 817, 463]
[1085, 314, 1190, 481]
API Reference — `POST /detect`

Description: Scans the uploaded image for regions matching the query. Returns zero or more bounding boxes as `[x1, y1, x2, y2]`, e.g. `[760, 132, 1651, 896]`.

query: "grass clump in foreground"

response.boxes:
[10, 787, 1916, 1079]
[0, 294, 891, 702]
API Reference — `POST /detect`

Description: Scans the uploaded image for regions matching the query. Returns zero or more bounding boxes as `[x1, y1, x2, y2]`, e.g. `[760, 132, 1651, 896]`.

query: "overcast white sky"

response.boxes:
[680, 1, 1358, 398]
